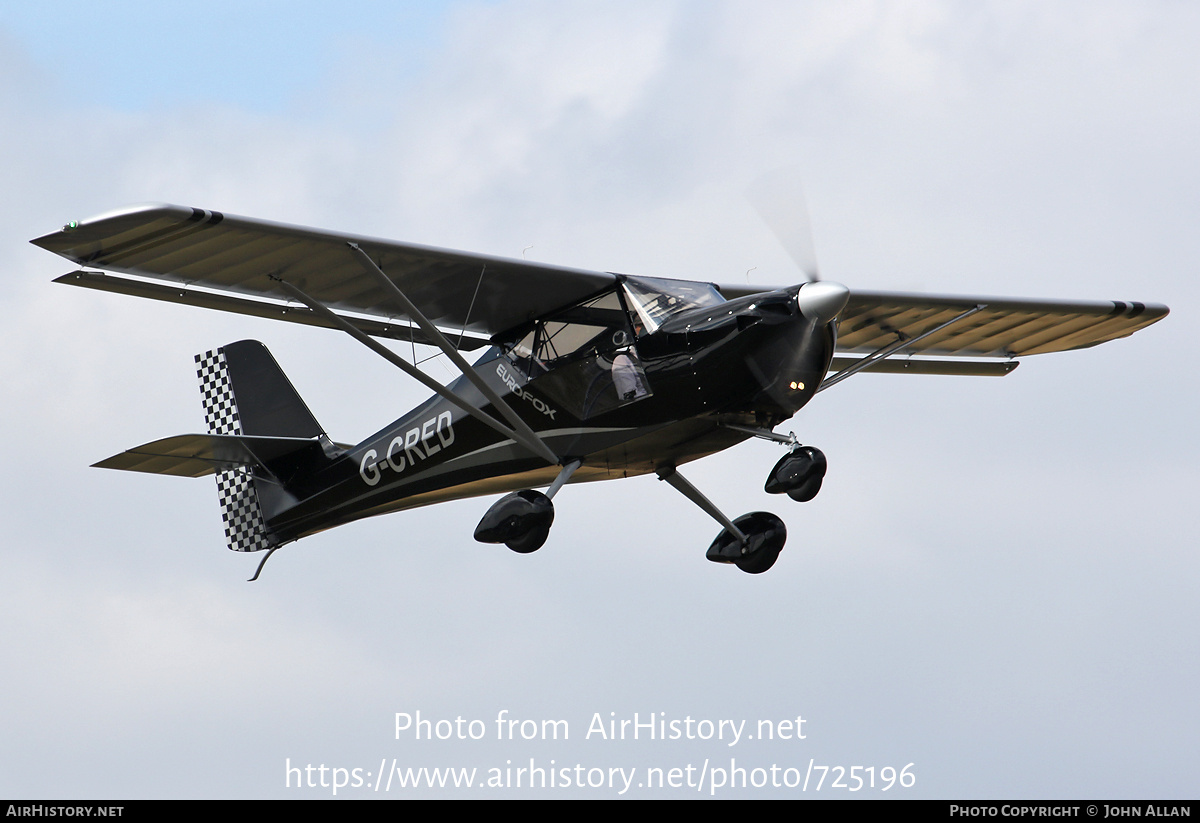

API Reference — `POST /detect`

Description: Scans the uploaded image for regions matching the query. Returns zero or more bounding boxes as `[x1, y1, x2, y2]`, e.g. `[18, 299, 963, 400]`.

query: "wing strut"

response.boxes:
[656, 465, 748, 545]
[270, 276, 559, 467]
[818, 305, 986, 392]
[347, 243, 560, 466]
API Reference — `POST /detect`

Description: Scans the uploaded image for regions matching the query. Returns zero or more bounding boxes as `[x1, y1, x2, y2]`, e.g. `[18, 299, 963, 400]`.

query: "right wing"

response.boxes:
[34, 203, 618, 347]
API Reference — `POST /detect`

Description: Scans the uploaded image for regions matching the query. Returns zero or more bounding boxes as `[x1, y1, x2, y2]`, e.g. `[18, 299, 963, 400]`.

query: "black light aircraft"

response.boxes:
[34, 204, 1168, 578]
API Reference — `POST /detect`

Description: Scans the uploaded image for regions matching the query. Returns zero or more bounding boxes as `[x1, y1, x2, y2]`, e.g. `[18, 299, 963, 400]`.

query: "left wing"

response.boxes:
[34, 203, 617, 342]
[720, 283, 1168, 361]
[835, 290, 1168, 358]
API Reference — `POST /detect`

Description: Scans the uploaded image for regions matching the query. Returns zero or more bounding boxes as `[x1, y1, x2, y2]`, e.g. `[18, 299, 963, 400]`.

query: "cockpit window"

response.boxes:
[502, 290, 631, 377]
[622, 276, 725, 335]
[498, 288, 654, 418]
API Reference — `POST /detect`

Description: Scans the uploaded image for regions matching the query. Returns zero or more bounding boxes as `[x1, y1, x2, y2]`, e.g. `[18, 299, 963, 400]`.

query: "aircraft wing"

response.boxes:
[834, 290, 1168, 357]
[33, 203, 618, 344]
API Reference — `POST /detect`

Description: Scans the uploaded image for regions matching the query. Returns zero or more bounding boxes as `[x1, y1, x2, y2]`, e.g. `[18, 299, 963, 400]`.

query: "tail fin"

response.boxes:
[195, 340, 325, 552]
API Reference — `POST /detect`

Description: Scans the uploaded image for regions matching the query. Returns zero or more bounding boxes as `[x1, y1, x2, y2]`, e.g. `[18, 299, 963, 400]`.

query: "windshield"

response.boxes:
[622, 276, 725, 334]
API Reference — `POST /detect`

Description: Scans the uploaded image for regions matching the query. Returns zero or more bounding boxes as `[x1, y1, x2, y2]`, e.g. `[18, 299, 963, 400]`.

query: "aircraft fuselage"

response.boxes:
[266, 284, 834, 543]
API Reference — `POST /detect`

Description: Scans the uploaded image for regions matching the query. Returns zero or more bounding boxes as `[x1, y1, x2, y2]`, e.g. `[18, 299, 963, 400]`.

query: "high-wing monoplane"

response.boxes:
[33, 204, 1168, 578]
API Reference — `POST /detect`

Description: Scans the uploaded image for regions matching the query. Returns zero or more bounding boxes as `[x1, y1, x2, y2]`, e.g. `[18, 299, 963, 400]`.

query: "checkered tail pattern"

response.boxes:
[195, 348, 275, 553]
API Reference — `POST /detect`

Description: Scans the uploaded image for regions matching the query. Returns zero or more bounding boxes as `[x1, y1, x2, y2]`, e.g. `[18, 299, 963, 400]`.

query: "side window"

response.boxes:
[538, 319, 610, 363]
[504, 290, 632, 370]
[500, 288, 654, 418]
[504, 327, 543, 380]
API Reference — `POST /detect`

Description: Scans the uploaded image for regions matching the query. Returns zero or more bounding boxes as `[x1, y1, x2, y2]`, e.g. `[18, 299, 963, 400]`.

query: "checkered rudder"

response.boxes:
[196, 348, 274, 553]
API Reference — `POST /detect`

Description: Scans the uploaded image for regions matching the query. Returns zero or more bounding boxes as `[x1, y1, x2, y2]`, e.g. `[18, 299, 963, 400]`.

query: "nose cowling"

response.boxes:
[795, 281, 849, 324]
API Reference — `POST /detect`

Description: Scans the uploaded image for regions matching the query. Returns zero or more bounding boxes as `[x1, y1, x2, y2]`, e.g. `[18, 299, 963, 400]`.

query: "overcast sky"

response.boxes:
[2, 1, 1196, 799]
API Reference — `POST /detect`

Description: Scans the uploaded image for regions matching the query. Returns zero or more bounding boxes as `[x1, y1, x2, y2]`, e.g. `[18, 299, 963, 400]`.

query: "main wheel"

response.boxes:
[705, 511, 787, 574]
[734, 544, 780, 574]
[474, 490, 555, 552]
[786, 475, 823, 502]
[506, 525, 551, 554]
[764, 446, 826, 501]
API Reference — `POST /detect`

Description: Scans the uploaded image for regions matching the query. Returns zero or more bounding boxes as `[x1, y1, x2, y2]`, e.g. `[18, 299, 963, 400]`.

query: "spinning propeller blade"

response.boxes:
[747, 167, 822, 283]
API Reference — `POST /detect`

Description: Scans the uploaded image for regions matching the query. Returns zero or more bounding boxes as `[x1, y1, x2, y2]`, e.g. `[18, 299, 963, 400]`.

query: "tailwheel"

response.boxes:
[705, 512, 787, 574]
[473, 490, 555, 554]
[764, 446, 826, 502]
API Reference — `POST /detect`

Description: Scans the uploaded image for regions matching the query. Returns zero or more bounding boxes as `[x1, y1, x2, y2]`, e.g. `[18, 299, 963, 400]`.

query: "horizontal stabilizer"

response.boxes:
[93, 434, 338, 478]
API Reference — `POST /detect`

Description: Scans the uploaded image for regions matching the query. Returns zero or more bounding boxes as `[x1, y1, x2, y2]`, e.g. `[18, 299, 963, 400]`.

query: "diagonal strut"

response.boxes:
[271, 275, 558, 466]
[348, 243, 560, 466]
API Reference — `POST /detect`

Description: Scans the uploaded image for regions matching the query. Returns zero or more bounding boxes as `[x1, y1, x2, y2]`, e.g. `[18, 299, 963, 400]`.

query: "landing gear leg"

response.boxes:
[656, 465, 787, 574]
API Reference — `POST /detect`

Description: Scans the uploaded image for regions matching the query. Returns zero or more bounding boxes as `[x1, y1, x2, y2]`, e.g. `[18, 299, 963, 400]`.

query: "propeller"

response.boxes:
[747, 167, 823, 283]
[747, 168, 848, 321]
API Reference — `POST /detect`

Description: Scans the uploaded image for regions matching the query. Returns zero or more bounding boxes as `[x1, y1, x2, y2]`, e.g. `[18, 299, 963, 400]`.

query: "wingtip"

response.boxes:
[31, 203, 196, 253]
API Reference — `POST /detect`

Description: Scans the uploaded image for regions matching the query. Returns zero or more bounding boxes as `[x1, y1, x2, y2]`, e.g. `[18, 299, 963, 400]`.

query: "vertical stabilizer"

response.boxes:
[196, 341, 317, 553]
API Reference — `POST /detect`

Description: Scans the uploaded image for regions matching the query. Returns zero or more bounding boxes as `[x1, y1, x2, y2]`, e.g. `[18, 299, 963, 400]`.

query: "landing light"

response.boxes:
[789, 381, 805, 390]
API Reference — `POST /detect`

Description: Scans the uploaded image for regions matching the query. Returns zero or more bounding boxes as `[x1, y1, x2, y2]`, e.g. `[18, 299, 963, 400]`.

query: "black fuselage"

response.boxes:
[267, 285, 834, 542]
